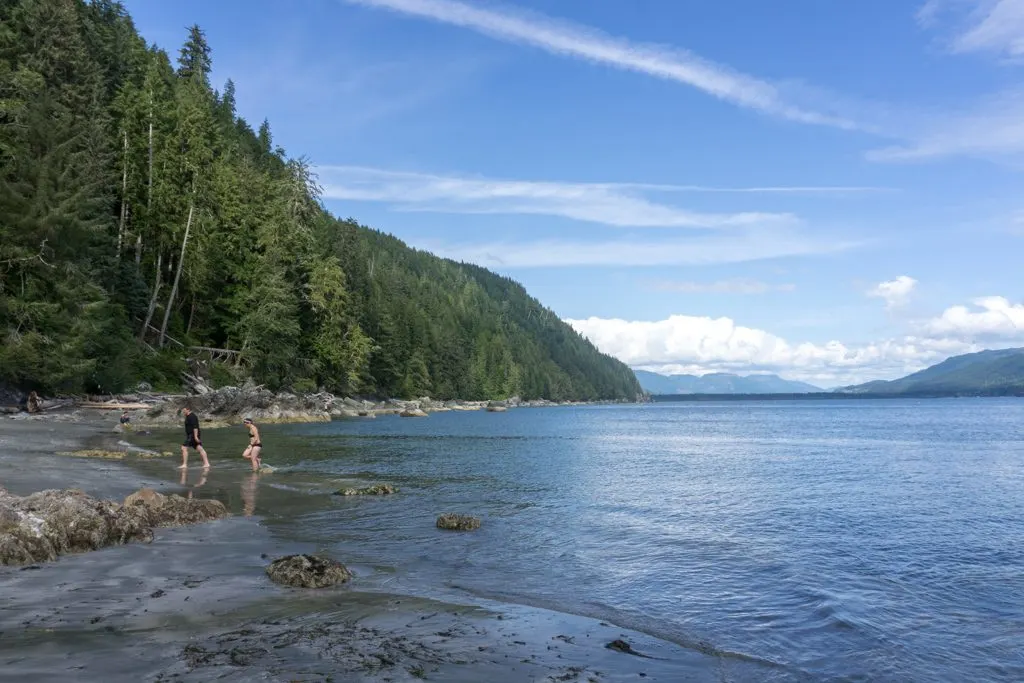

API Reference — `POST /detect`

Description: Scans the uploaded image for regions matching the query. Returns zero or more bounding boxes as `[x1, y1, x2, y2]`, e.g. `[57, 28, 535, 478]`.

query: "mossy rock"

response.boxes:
[436, 513, 481, 531]
[58, 449, 127, 459]
[265, 554, 352, 588]
[334, 483, 397, 496]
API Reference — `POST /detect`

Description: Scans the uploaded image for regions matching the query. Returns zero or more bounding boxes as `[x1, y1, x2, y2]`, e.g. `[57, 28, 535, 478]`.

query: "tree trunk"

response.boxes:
[147, 116, 153, 214]
[159, 201, 193, 348]
[134, 232, 143, 266]
[117, 129, 128, 258]
[186, 295, 197, 335]
[139, 251, 162, 342]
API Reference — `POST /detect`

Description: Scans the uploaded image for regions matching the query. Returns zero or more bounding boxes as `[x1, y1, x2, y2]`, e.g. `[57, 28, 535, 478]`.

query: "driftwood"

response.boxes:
[78, 402, 151, 410]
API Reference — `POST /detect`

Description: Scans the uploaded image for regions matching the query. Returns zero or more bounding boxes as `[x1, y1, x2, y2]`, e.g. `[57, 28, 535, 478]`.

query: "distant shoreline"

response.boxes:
[648, 391, 1024, 402]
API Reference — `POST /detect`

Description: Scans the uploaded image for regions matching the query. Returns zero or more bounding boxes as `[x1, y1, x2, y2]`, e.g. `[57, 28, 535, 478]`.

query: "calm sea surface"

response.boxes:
[207, 399, 1024, 682]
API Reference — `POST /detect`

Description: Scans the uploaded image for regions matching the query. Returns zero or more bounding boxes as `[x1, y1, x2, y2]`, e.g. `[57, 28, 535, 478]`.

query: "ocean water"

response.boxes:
[204, 399, 1024, 682]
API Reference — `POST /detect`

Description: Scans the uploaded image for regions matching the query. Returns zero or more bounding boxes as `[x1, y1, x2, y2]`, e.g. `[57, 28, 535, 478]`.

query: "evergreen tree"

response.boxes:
[0, 0, 642, 401]
[176, 24, 211, 87]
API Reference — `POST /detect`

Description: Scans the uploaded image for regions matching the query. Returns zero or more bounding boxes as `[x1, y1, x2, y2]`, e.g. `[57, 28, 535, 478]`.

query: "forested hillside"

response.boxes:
[0, 0, 640, 401]
[837, 348, 1024, 395]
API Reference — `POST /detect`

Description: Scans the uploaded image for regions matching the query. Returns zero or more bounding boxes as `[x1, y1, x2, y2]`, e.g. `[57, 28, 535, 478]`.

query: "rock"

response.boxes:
[123, 488, 166, 508]
[142, 385, 331, 427]
[486, 406, 507, 413]
[436, 513, 481, 531]
[136, 381, 153, 392]
[334, 484, 397, 496]
[399, 408, 428, 418]
[265, 554, 352, 588]
[0, 487, 227, 566]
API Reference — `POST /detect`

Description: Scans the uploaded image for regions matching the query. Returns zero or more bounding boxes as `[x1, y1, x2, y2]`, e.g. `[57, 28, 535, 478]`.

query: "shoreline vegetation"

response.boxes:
[2, 380, 645, 429]
[0, 0, 641, 408]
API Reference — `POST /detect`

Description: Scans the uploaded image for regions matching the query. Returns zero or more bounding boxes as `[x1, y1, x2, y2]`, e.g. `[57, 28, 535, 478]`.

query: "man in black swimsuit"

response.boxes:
[180, 407, 211, 470]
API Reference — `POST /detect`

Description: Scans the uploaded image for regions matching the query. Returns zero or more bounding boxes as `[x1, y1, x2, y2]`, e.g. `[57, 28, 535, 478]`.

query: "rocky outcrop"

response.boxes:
[120, 487, 227, 527]
[265, 554, 352, 588]
[333, 484, 397, 496]
[132, 382, 617, 429]
[141, 382, 334, 426]
[436, 513, 481, 531]
[0, 487, 227, 566]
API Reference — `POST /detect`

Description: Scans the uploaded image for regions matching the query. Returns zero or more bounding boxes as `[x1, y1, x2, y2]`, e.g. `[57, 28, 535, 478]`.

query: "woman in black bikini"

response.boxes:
[241, 417, 262, 472]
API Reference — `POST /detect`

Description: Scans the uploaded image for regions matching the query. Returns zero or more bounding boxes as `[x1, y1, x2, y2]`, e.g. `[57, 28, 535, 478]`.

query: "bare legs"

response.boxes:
[242, 445, 262, 472]
[179, 444, 211, 469]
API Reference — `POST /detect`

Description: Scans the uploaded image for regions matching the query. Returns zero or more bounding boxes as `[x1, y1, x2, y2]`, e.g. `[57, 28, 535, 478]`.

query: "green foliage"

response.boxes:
[0, 0, 642, 401]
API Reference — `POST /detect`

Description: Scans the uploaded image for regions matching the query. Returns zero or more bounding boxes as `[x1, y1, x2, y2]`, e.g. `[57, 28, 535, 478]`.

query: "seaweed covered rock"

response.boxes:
[334, 484, 397, 496]
[0, 487, 228, 566]
[265, 554, 352, 588]
[436, 513, 481, 531]
[121, 488, 226, 527]
[124, 487, 166, 508]
[58, 449, 128, 459]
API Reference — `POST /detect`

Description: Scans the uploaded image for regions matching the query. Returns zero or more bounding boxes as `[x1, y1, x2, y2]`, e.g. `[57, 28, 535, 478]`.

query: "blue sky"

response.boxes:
[123, 0, 1024, 386]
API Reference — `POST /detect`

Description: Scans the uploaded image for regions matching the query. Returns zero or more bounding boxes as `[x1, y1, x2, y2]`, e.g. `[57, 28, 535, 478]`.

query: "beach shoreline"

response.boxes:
[0, 411, 744, 682]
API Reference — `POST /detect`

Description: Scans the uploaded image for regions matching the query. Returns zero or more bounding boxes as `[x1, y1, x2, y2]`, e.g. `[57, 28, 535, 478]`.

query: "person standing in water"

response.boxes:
[180, 407, 210, 470]
[241, 417, 262, 472]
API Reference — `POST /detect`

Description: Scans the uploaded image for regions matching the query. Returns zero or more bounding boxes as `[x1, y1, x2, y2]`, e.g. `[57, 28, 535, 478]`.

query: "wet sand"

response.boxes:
[0, 412, 759, 682]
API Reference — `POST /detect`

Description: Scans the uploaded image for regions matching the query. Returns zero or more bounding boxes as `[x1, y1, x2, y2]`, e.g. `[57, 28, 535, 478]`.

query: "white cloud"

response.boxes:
[867, 275, 918, 309]
[651, 278, 796, 294]
[925, 296, 1024, 337]
[318, 166, 805, 228]
[567, 294, 1024, 385]
[344, 0, 860, 129]
[565, 313, 981, 386]
[412, 230, 859, 268]
[866, 90, 1024, 162]
[919, 0, 1024, 57]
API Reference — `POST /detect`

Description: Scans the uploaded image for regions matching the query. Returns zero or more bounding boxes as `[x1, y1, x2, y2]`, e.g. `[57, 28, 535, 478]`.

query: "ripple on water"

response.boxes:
[240, 401, 1024, 682]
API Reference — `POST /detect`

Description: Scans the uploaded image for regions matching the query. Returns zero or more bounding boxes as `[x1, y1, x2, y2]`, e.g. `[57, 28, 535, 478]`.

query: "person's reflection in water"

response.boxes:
[241, 472, 258, 517]
[179, 466, 209, 499]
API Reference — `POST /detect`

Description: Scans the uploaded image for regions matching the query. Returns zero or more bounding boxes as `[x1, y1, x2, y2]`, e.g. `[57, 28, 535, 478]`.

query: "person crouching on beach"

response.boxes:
[180, 407, 210, 470]
[242, 417, 262, 472]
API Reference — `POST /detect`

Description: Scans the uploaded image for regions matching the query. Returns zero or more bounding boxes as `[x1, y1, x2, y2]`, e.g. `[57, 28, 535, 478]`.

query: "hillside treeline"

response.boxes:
[0, 0, 641, 401]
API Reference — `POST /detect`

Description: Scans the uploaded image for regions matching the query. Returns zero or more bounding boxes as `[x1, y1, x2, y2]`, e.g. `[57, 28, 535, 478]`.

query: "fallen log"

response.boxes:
[78, 402, 151, 410]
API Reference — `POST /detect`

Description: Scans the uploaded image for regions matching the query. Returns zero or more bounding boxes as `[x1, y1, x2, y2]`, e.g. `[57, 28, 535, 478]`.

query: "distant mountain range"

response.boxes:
[634, 370, 821, 395]
[837, 347, 1024, 395]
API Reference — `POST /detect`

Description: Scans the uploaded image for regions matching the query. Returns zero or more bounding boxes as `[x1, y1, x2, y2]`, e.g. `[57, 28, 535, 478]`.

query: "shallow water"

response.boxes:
[142, 399, 1024, 682]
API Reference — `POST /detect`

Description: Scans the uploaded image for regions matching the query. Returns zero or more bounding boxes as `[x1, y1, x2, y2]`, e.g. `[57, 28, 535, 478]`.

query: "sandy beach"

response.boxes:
[0, 411, 748, 683]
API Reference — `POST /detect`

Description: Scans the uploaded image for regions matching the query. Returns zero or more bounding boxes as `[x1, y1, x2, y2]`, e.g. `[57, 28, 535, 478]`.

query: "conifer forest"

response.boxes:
[0, 0, 642, 401]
